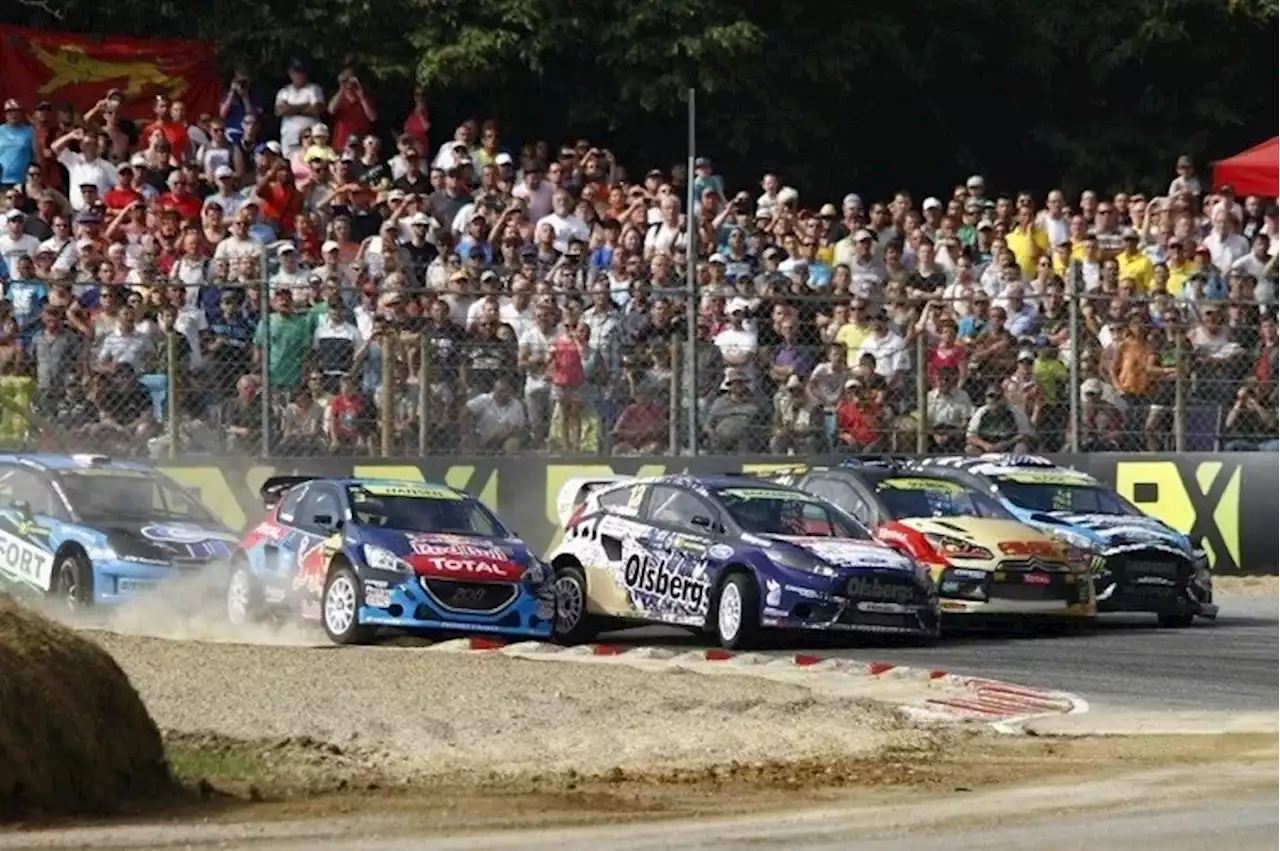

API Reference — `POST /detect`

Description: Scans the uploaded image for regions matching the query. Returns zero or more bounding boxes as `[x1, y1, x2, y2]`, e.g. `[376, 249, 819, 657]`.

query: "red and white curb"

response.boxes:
[419, 637, 1088, 728]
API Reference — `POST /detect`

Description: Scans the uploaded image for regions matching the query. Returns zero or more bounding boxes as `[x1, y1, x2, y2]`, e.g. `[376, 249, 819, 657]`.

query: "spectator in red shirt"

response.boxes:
[103, 162, 142, 214]
[156, 171, 201, 222]
[548, 322, 586, 449]
[326, 374, 367, 453]
[327, 68, 377, 151]
[835, 377, 885, 452]
[924, 310, 967, 387]
[611, 384, 668, 454]
[139, 94, 189, 162]
[402, 86, 430, 146]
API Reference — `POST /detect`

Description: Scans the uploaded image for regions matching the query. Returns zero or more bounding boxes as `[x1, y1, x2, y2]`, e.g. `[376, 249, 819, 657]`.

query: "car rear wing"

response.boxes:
[555, 475, 632, 526]
[260, 475, 321, 509]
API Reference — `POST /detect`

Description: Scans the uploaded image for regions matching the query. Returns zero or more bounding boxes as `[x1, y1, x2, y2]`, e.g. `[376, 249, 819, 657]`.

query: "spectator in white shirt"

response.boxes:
[0, 210, 40, 268]
[1167, 154, 1202, 198]
[270, 243, 311, 303]
[857, 311, 910, 393]
[463, 377, 526, 452]
[511, 163, 553, 222]
[643, 194, 686, 258]
[1202, 208, 1250, 275]
[214, 213, 265, 266]
[274, 59, 324, 155]
[536, 189, 589, 254]
[51, 130, 116, 211]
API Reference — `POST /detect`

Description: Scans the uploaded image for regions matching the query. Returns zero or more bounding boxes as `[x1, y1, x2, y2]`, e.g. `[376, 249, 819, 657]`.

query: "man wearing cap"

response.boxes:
[275, 59, 324, 155]
[1115, 228, 1154, 292]
[0, 209, 40, 270]
[49, 127, 116, 211]
[0, 99, 38, 191]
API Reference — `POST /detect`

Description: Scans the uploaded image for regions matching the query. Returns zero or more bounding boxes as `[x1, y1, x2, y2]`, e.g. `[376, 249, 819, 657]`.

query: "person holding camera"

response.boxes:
[328, 67, 378, 152]
[1222, 379, 1279, 451]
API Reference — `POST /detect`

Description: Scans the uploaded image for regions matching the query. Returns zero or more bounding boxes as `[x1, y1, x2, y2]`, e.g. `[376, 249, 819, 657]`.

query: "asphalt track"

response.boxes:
[602, 595, 1279, 712]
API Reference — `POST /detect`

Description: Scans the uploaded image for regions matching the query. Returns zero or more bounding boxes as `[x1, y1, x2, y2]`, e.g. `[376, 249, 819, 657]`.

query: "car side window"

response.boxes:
[598, 484, 645, 517]
[296, 485, 342, 533]
[276, 485, 308, 526]
[644, 486, 714, 535]
[0, 468, 65, 519]
[806, 476, 872, 525]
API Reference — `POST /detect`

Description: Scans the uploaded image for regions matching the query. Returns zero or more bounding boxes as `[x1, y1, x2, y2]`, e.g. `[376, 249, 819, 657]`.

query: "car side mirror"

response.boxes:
[691, 515, 712, 528]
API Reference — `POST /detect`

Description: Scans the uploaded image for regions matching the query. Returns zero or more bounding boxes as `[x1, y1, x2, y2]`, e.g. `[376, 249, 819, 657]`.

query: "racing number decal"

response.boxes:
[1114, 461, 1241, 571]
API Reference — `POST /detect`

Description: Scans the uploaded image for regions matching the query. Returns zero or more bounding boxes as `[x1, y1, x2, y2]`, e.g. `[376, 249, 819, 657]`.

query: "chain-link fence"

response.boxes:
[1, 269, 1275, 458]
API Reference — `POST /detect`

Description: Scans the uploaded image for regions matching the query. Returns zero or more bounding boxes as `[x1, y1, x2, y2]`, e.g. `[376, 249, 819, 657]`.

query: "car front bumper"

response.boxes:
[355, 572, 556, 639]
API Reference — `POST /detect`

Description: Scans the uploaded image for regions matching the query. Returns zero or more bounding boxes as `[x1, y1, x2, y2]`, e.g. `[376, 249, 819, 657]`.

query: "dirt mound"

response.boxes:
[0, 595, 174, 820]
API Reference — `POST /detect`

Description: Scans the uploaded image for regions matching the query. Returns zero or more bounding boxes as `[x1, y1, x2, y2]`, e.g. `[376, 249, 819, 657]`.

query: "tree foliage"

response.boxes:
[7, 0, 1277, 198]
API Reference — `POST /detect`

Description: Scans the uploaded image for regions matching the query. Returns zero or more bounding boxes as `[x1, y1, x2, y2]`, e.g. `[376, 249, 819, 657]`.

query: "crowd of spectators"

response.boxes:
[0, 61, 1276, 457]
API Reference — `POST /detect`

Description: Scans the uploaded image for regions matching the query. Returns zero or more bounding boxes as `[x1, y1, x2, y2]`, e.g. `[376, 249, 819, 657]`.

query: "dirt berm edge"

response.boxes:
[0, 595, 174, 820]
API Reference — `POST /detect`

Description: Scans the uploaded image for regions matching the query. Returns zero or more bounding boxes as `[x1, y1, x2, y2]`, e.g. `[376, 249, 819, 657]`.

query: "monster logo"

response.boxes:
[1114, 461, 1240, 572]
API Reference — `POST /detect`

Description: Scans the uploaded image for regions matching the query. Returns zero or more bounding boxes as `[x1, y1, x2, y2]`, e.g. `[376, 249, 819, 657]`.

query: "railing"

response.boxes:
[5, 270, 1275, 458]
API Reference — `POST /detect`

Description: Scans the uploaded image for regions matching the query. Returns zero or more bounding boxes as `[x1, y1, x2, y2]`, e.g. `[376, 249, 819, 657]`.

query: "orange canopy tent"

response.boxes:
[1211, 137, 1278, 197]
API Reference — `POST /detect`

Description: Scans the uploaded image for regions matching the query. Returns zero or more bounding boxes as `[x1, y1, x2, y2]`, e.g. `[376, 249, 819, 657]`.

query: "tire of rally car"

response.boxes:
[50, 550, 94, 611]
[714, 572, 762, 650]
[321, 564, 374, 645]
[225, 558, 263, 626]
[1157, 611, 1196, 628]
[552, 563, 600, 644]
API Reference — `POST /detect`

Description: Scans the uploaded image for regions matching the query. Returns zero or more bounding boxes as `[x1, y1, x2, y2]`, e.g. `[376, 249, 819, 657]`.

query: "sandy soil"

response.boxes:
[1214, 576, 1279, 598]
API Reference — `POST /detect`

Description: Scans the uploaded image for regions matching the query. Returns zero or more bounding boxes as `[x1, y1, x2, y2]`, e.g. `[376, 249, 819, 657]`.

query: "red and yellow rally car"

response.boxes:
[768, 461, 1096, 619]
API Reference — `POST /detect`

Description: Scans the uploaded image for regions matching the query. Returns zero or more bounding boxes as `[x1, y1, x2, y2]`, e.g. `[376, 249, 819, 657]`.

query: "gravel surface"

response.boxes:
[86, 633, 917, 779]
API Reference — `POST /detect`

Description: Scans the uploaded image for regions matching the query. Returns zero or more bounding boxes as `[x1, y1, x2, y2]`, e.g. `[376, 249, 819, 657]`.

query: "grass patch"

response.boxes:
[165, 740, 272, 786]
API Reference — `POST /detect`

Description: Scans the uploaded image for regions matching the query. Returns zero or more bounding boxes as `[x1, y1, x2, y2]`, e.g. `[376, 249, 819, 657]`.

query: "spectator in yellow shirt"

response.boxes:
[1164, 237, 1195, 297]
[1116, 228, 1154, 293]
[835, 298, 875, 366]
[1005, 205, 1049, 278]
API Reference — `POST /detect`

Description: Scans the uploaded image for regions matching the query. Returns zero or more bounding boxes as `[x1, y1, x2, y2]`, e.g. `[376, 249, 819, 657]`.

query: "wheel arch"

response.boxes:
[706, 560, 756, 629]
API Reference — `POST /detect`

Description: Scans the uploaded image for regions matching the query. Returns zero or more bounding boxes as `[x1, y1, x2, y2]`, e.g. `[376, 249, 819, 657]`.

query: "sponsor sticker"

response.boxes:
[877, 477, 966, 493]
[765, 578, 782, 606]
[856, 601, 908, 614]
[1023, 573, 1051, 585]
[847, 575, 916, 604]
[365, 586, 391, 607]
[784, 584, 823, 600]
[140, 524, 216, 544]
[0, 528, 53, 588]
[707, 543, 735, 560]
[720, 487, 818, 502]
[360, 483, 461, 500]
[622, 553, 709, 611]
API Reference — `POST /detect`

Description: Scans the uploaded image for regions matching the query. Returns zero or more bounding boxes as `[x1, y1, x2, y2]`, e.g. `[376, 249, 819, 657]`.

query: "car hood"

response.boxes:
[895, 516, 1055, 545]
[362, 528, 536, 583]
[763, 535, 918, 572]
[101, 520, 238, 563]
[1028, 511, 1191, 555]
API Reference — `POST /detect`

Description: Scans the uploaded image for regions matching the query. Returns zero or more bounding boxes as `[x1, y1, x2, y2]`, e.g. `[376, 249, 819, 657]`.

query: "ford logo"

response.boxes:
[139, 524, 213, 544]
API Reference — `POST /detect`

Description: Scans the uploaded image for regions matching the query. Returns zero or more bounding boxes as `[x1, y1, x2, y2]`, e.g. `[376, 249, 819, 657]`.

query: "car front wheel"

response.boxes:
[51, 550, 93, 613]
[321, 565, 373, 645]
[714, 573, 762, 650]
[552, 563, 600, 644]
[225, 560, 262, 627]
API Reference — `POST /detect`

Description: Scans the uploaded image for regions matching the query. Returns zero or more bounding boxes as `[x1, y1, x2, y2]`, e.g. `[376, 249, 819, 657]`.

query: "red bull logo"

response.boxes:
[291, 542, 328, 595]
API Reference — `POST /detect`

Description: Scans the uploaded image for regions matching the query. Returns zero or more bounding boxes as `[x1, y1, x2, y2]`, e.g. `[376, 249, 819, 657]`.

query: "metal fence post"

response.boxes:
[380, 333, 394, 457]
[915, 332, 927, 454]
[259, 277, 271, 457]
[669, 337, 682, 455]
[417, 335, 430, 457]
[165, 327, 177, 459]
[1066, 264, 1081, 452]
[1174, 330, 1186, 452]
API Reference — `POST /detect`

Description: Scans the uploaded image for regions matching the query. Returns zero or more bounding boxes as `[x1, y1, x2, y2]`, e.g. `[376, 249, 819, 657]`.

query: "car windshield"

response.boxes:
[993, 477, 1139, 515]
[59, 470, 213, 522]
[875, 476, 1014, 520]
[347, 484, 507, 536]
[713, 487, 871, 539]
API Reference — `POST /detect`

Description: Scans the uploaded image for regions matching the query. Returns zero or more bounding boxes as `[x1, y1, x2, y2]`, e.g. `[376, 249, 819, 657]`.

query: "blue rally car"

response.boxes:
[917, 454, 1217, 627]
[227, 476, 556, 644]
[546, 474, 939, 649]
[0, 453, 237, 609]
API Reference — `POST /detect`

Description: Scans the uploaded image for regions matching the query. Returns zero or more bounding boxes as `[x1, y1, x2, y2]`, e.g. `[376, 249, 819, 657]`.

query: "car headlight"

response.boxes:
[924, 533, 993, 561]
[363, 544, 411, 573]
[771, 548, 839, 578]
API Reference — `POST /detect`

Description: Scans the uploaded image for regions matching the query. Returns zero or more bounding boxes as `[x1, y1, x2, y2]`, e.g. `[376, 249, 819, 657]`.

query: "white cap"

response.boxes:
[494, 152, 514, 166]
[5, 209, 24, 221]
[129, 153, 147, 167]
[966, 174, 985, 188]
[214, 165, 234, 179]
[923, 196, 942, 211]
[311, 123, 330, 137]
[727, 297, 751, 315]
[321, 240, 340, 254]
[408, 212, 432, 226]
[265, 141, 283, 155]
[277, 242, 296, 254]
[777, 187, 800, 205]
[708, 253, 726, 264]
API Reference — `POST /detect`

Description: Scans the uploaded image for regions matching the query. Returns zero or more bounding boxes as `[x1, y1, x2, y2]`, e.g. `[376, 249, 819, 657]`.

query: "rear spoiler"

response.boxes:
[555, 475, 632, 526]
[260, 475, 321, 509]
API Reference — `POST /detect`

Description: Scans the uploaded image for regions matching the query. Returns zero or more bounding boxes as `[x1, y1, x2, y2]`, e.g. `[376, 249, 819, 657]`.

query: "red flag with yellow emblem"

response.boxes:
[0, 24, 219, 120]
